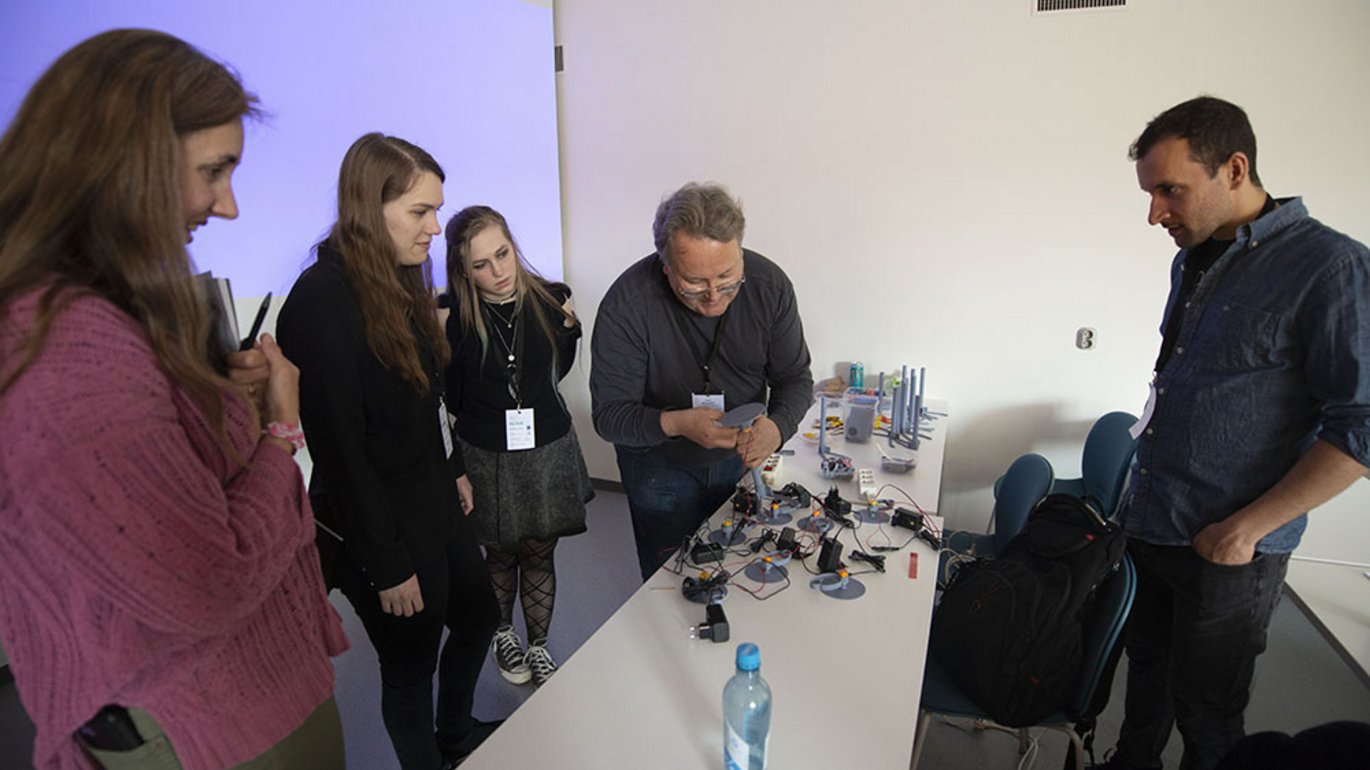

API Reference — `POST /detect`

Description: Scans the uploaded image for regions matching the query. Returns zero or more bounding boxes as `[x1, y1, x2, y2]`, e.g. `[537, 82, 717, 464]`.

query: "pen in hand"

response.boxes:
[239, 292, 272, 351]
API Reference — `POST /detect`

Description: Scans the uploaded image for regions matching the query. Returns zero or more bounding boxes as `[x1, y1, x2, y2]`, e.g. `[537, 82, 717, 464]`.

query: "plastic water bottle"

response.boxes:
[723, 642, 772, 770]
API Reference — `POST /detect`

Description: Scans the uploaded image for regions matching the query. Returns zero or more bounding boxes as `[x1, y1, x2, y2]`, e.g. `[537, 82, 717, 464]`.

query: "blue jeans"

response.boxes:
[1113, 540, 1289, 770]
[615, 446, 744, 581]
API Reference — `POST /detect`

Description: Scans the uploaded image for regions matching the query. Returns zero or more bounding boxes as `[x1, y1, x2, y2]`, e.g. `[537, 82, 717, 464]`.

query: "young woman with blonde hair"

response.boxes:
[441, 205, 593, 687]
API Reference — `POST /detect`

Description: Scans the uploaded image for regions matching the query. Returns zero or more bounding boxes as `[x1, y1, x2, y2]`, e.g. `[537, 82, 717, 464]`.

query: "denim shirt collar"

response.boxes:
[1234, 195, 1305, 250]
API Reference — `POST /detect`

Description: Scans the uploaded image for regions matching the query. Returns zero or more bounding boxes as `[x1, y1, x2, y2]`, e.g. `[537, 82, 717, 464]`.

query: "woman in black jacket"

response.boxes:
[442, 206, 593, 688]
[277, 134, 499, 770]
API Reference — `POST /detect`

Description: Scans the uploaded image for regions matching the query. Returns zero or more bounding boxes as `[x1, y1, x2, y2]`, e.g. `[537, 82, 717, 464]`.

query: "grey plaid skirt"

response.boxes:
[458, 428, 594, 549]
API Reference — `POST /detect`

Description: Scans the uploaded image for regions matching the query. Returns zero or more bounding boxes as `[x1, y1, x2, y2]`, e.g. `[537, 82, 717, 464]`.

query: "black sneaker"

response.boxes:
[490, 626, 531, 684]
[524, 641, 559, 687]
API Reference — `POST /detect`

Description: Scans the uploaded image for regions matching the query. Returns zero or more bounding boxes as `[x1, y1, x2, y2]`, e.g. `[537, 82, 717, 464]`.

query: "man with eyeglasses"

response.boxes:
[592, 183, 814, 580]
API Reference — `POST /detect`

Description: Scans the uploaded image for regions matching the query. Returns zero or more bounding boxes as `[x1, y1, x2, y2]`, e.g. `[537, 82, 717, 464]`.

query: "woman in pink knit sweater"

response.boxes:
[0, 30, 348, 770]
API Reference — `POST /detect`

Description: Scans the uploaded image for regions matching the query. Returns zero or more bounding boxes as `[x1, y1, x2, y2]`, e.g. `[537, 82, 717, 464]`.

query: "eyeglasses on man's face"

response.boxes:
[674, 274, 746, 300]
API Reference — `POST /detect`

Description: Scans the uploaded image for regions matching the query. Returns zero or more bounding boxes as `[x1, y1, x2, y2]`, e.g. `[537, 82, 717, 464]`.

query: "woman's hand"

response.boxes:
[456, 474, 475, 515]
[256, 333, 300, 426]
[561, 296, 576, 328]
[378, 574, 424, 617]
[226, 346, 269, 414]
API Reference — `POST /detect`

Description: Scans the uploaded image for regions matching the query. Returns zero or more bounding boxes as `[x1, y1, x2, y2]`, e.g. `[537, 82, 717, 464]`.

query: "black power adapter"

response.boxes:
[690, 541, 726, 564]
[817, 536, 844, 573]
[692, 603, 730, 643]
[892, 508, 924, 533]
[776, 526, 797, 554]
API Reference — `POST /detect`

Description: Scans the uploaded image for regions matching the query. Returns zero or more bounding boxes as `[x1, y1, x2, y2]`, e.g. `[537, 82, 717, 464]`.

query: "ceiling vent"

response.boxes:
[1034, 0, 1127, 13]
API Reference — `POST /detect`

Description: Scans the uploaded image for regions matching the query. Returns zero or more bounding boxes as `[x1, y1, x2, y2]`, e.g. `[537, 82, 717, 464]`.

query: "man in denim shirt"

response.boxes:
[1098, 97, 1370, 770]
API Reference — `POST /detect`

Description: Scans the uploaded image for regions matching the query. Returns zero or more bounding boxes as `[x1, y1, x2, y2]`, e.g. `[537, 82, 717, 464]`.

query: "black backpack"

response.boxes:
[929, 493, 1126, 727]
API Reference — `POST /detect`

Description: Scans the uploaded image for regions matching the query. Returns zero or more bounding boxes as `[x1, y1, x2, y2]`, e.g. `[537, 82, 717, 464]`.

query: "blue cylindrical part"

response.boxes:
[849, 361, 864, 389]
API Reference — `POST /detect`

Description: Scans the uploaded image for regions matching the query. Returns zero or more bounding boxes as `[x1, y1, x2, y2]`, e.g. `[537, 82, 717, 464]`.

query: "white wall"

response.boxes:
[551, 0, 1370, 543]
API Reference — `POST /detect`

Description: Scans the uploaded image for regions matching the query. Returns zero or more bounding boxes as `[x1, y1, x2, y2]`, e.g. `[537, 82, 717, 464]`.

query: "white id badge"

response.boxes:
[692, 393, 725, 411]
[438, 403, 454, 459]
[1130, 383, 1156, 440]
[506, 408, 536, 451]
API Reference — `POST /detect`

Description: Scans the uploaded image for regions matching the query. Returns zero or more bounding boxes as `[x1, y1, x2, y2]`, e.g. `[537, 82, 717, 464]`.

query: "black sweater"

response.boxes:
[443, 283, 580, 451]
[278, 245, 465, 590]
[591, 249, 814, 465]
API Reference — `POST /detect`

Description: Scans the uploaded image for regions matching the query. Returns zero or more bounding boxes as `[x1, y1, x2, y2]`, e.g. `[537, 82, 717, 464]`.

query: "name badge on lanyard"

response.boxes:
[1130, 381, 1156, 440]
[692, 392, 726, 411]
[438, 399, 455, 459]
[506, 408, 536, 451]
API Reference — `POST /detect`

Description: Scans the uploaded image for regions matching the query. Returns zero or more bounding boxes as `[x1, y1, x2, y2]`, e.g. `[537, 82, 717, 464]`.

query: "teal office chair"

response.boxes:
[993, 412, 1138, 517]
[910, 553, 1138, 770]
[944, 453, 1054, 559]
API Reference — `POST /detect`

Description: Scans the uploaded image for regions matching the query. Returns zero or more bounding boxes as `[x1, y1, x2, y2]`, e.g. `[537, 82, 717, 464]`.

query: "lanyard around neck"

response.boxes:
[668, 299, 731, 393]
[483, 300, 523, 406]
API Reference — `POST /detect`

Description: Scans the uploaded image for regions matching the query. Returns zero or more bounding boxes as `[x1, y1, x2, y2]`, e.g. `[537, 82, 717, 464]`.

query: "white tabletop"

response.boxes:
[462, 398, 949, 769]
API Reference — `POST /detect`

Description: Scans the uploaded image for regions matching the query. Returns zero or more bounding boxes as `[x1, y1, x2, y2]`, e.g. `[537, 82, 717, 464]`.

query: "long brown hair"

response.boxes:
[444, 205, 573, 371]
[328, 133, 449, 392]
[0, 29, 258, 430]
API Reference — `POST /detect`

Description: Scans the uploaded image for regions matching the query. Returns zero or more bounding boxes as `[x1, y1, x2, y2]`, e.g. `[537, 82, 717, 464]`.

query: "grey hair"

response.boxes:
[652, 183, 746, 264]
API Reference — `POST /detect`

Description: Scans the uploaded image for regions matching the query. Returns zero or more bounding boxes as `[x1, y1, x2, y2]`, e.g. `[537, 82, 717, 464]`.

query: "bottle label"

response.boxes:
[725, 723, 748, 770]
[724, 724, 768, 770]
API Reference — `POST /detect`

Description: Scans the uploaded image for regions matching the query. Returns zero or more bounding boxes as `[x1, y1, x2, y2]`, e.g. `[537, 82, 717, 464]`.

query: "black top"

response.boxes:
[443, 283, 581, 451]
[590, 248, 814, 466]
[277, 244, 465, 590]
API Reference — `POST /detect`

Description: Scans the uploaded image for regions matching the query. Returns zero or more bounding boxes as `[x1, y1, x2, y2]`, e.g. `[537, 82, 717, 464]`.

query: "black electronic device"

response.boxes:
[682, 570, 730, 603]
[892, 509, 924, 533]
[776, 526, 797, 554]
[817, 536, 844, 574]
[692, 602, 730, 643]
[777, 482, 811, 507]
[732, 486, 758, 516]
[823, 487, 852, 519]
[690, 541, 726, 564]
[76, 705, 143, 751]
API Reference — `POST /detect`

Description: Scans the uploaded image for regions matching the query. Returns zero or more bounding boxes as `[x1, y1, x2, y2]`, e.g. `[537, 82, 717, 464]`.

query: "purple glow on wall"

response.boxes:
[0, 0, 562, 297]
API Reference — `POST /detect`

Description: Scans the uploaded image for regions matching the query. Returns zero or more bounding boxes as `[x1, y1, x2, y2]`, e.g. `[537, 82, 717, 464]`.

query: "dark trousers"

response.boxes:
[615, 446, 744, 581]
[1114, 539, 1289, 770]
[337, 535, 499, 770]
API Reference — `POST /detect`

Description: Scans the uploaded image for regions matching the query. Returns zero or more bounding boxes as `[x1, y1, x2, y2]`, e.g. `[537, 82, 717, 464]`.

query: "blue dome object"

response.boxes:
[735, 642, 760, 671]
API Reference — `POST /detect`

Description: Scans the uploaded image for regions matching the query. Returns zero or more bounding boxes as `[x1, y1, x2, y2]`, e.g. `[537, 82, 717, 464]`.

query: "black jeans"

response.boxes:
[337, 535, 499, 770]
[615, 446, 744, 581]
[1113, 539, 1289, 770]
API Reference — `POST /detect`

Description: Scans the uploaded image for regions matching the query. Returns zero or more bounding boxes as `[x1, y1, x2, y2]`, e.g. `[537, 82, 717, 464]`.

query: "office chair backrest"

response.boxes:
[1069, 552, 1137, 717]
[992, 453, 1054, 554]
[1080, 411, 1138, 516]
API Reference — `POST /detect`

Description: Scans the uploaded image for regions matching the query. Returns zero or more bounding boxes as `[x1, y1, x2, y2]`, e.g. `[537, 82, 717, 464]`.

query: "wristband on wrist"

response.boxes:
[265, 421, 306, 454]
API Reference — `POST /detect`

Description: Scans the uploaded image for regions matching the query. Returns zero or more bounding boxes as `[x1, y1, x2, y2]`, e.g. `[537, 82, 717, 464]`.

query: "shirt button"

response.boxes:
[1146, 427, 1154, 435]
[1157, 387, 1166, 395]
[1184, 301, 1191, 308]
[1175, 346, 1184, 355]
[1251, 239, 1260, 248]
[1139, 467, 1148, 475]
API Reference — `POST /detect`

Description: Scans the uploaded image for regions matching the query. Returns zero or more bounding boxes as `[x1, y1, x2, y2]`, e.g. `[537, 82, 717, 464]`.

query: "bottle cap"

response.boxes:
[735, 642, 760, 671]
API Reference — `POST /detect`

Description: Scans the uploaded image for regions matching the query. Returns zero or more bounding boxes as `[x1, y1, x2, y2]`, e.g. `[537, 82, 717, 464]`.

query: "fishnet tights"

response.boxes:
[485, 538, 558, 644]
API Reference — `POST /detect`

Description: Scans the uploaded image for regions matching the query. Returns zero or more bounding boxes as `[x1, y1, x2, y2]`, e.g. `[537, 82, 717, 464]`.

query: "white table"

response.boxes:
[462, 398, 949, 769]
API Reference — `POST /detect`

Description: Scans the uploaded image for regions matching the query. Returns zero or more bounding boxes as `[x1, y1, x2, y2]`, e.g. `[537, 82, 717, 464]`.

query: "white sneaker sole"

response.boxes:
[496, 660, 532, 685]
